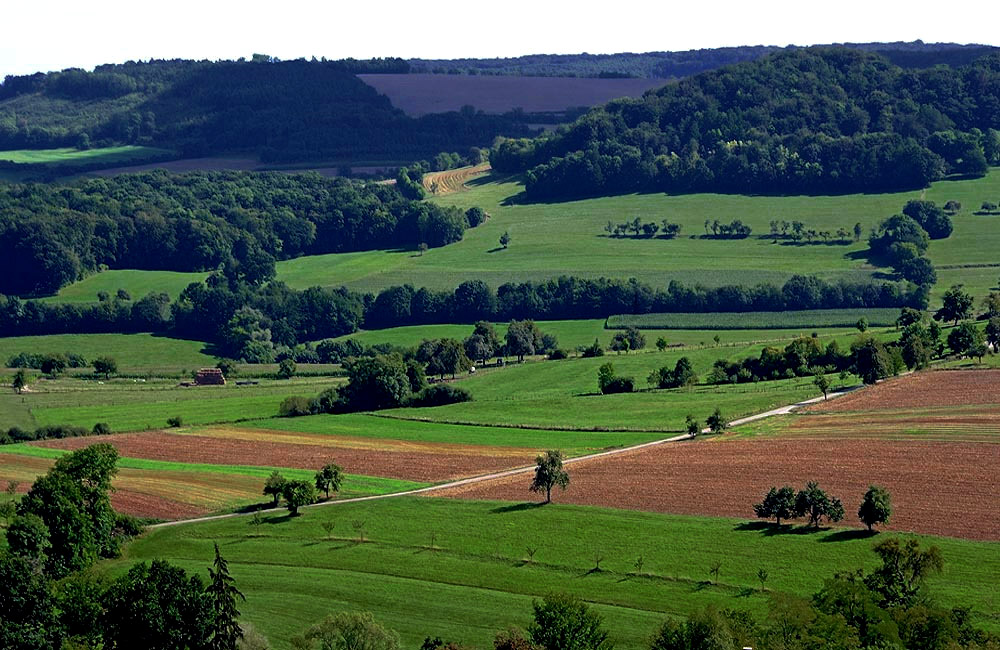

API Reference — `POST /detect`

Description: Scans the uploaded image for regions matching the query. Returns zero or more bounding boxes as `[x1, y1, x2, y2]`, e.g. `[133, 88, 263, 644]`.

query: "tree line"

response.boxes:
[491, 48, 1000, 200]
[0, 274, 928, 359]
[0, 58, 534, 162]
[0, 171, 485, 295]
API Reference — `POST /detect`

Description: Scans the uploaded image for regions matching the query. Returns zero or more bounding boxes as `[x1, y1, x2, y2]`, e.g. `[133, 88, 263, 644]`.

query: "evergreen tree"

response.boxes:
[208, 542, 246, 650]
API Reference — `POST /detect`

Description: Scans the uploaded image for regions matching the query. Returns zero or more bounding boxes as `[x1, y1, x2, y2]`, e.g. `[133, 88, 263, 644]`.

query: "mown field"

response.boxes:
[0, 145, 173, 166]
[103, 497, 1000, 649]
[40, 167, 1000, 307]
[0, 332, 215, 372]
[39, 269, 209, 304]
[607, 308, 900, 329]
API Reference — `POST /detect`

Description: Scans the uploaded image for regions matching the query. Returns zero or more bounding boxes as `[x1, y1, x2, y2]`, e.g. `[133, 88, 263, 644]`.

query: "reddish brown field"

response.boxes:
[804, 370, 1000, 412]
[358, 74, 666, 116]
[37, 429, 536, 483]
[437, 437, 1000, 540]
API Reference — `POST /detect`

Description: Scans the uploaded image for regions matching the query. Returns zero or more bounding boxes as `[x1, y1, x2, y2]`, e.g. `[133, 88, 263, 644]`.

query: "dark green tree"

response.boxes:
[851, 336, 892, 385]
[530, 450, 570, 503]
[282, 479, 317, 516]
[947, 321, 985, 357]
[0, 551, 62, 650]
[12, 368, 26, 394]
[865, 538, 943, 608]
[277, 358, 296, 379]
[706, 407, 728, 434]
[500, 231, 511, 249]
[794, 482, 845, 527]
[314, 463, 343, 499]
[5, 513, 51, 562]
[858, 485, 892, 531]
[813, 372, 830, 399]
[528, 593, 612, 650]
[93, 356, 118, 379]
[207, 543, 246, 650]
[934, 285, 974, 325]
[294, 610, 400, 650]
[685, 415, 700, 436]
[263, 471, 286, 507]
[754, 486, 798, 525]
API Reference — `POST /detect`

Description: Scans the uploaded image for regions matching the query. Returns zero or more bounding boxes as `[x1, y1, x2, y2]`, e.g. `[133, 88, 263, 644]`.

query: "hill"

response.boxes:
[492, 48, 1000, 199]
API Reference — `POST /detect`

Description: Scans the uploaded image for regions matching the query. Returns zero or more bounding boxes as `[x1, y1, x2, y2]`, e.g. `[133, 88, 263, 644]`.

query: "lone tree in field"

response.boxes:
[499, 231, 511, 249]
[314, 463, 343, 499]
[794, 481, 845, 527]
[754, 486, 797, 525]
[530, 450, 570, 503]
[813, 372, 830, 399]
[934, 285, 974, 325]
[282, 479, 317, 516]
[12, 369, 26, 394]
[858, 485, 892, 532]
[263, 471, 286, 507]
[685, 414, 700, 437]
[207, 542, 245, 650]
[706, 407, 728, 435]
[93, 356, 118, 380]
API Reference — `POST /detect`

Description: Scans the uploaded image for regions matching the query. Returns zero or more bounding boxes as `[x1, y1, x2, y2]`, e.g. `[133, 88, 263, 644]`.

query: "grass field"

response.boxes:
[105, 498, 1000, 649]
[607, 308, 900, 329]
[39, 269, 209, 303]
[0, 375, 341, 431]
[0, 332, 215, 372]
[39, 167, 1000, 307]
[0, 145, 173, 166]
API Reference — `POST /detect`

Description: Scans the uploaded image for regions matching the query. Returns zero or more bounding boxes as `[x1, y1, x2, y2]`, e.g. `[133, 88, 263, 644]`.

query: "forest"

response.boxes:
[0, 58, 533, 161]
[490, 49, 1000, 199]
[0, 171, 480, 295]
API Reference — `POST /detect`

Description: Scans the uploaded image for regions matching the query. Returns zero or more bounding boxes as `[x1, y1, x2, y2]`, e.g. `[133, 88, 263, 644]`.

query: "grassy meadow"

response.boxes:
[0, 332, 215, 372]
[105, 498, 1000, 649]
[35, 167, 1000, 308]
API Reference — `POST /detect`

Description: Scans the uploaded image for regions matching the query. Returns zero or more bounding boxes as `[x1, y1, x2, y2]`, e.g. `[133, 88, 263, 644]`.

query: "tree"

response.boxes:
[858, 485, 892, 531]
[655, 337, 668, 352]
[528, 593, 612, 650]
[294, 611, 400, 650]
[500, 231, 511, 249]
[705, 407, 727, 435]
[493, 627, 537, 650]
[813, 372, 830, 399]
[263, 471, 286, 507]
[851, 336, 892, 385]
[277, 358, 296, 379]
[934, 285, 974, 325]
[102, 559, 214, 650]
[5, 513, 51, 561]
[530, 450, 570, 503]
[314, 463, 343, 499]
[794, 482, 844, 527]
[855, 317, 868, 332]
[947, 321, 985, 357]
[986, 317, 1000, 350]
[40, 353, 68, 377]
[685, 415, 700, 436]
[0, 551, 62, 650]
[853, 222, 863, 241]
[865, 538, 943, 609]
[208, 543, 246, 650]
[754, 486, 797, 525]
[282, 479, 317, 516]
[93, 356, 118, 379]
[506, 320, 543, 362]
[11, 369, 26, 394]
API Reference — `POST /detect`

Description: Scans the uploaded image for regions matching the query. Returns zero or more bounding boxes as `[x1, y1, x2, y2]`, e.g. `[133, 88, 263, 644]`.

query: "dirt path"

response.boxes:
[150, 388, 852, 529]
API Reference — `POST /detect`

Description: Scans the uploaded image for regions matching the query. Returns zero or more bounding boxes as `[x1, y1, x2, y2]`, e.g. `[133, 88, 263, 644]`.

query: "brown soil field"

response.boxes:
[778, 405, 1000, 442]
[803, 370, 1000, 413]
[358, 74, 666, 116]
[423, 164, 491, 195]
[37, 429, 535, 482]
[437, 437, 1000, 540]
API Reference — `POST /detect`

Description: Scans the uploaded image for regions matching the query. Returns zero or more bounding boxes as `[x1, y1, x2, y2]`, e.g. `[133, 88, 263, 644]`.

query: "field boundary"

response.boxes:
[150, 386, 858, 529]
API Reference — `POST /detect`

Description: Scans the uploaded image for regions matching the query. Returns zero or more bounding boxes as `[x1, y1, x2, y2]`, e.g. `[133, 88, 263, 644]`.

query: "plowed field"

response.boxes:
[437, 437, 1000, 540]
[423, 164, 491, 195]
[803, 369, 1000, 412]
[37, 428, 536, 482]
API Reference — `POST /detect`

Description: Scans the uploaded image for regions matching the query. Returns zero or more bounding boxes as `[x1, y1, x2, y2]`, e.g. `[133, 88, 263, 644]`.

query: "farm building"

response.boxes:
[194, 368, 226, 385]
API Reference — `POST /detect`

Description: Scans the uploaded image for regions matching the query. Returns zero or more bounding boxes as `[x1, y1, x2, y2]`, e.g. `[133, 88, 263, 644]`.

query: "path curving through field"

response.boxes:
[151, 388, 853, 529]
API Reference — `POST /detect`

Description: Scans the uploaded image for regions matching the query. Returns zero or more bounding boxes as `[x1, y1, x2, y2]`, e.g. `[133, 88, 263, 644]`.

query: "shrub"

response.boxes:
[167, 416, 183, 428]
[92, 422, 111, 435]
[278, 396, 313, 417]
[407, 384, 473, 407]
[580, 339, 605, 358]
[548, 349, 569, 360]
[601, 376, 635, 394]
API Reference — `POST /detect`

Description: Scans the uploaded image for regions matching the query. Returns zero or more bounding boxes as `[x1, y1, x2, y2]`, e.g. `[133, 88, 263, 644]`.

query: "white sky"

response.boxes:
[2, 0, 998, 77]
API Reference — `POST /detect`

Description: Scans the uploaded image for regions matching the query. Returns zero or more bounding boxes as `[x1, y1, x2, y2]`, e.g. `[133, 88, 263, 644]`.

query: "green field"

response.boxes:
[38, 167, 1000, 308]
[106, 498, 1000, 649]
[0, 145, 173, 166]
[39, 269, 209, 303]
[0, 332, 215, 372]
[251, 413, 665, 452]
[0, 375, 342, 431]
[607, 308, 900, 330]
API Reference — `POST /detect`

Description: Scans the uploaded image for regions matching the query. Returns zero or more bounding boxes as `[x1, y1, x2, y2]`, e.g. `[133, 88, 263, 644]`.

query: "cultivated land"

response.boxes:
[103, 498, 1000, 650]
[42, 166, 1000, 306]
[357, 74, 667, 116]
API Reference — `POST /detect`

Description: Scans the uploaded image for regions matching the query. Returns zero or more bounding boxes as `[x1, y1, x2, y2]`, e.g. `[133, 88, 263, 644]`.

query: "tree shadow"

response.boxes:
[819, 528, 879, 543]
[732, 521, 825, 536]
[262, 513, 294, 525]
[486, 246, 506, 253]
[490, 501, 546, 514]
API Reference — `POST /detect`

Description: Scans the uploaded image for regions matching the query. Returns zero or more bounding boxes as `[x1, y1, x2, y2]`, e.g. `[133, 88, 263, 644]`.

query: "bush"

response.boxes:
[92, 422, 111, 435]
[580, 339, 605, 358]
[167, 416, 183, 428]
[278, 396, 313, 417]
[601, 376, 635, 394]
[548, 349, 569, 360]
[407, 384, 473, 407]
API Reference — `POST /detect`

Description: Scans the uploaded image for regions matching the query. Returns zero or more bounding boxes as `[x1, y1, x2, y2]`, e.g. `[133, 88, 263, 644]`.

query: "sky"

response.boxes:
[3, 0, 999, 77]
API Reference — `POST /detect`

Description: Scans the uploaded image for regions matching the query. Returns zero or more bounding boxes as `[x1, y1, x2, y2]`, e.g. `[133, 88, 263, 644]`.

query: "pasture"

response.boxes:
[606, 308, 900, 329]
[0, 332, 215, 372]
[104, 497, 1000, 649]
[38, 168, 1000, 306]
[0, 145, 173, 166]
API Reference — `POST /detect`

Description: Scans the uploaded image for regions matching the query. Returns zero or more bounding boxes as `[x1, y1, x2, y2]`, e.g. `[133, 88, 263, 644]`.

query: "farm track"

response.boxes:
[150, 388, 854, 529]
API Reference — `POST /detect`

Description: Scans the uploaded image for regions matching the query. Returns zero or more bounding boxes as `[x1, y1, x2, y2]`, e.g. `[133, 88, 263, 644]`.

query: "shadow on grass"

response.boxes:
[733, 521, 824, 536]
[486, 246, 507, 253]
[819, 528, 879, 543]
[490, 501, 546, 514]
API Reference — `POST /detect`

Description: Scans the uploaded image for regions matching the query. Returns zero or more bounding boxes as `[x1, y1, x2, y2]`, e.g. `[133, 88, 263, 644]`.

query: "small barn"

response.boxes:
[194, 368, 226, 386]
